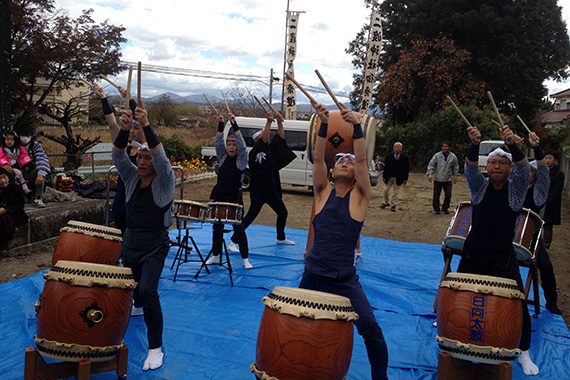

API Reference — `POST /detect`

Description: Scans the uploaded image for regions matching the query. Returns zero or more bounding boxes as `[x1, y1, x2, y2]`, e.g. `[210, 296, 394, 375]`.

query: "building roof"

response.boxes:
[537, 109, 570, 124]
[550, 88, 570, 98]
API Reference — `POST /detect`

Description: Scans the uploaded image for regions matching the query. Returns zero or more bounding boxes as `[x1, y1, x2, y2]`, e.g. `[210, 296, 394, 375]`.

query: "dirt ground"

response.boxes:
[1, 172, 568, 327]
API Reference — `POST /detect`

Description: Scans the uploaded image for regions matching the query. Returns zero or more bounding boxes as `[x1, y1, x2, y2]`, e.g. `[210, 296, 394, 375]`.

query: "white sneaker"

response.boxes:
[143, 347, 164, 371]
[277, 239, 295, 245]
[33, 198, 46, 208]
[228, 242, 239, 252]
[243, 258, 253, 269]
[206, 255, 219, 265]
[131, 305, 144, 316]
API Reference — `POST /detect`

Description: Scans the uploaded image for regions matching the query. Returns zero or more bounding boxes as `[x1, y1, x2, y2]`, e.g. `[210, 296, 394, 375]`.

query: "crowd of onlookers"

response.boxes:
[0, 124, 51, 248]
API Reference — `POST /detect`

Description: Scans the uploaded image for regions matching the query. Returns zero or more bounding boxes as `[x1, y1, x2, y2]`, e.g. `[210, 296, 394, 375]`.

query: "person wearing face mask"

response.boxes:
[14, 124, 51, 208]
[205, 112, 251, 269]
[0, 131, 33, 198]
[0, 166, 28, 249]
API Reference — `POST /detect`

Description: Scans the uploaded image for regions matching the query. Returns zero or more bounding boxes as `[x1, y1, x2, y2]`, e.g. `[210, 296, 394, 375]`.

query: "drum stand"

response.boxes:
[170, 218, 210, 281]
[519, 257, 540, 317]
[437, 352, 512, 380]
[195, 222, 233, 286]
[24, 345, 128, 380]
[433, 245, 459, 312]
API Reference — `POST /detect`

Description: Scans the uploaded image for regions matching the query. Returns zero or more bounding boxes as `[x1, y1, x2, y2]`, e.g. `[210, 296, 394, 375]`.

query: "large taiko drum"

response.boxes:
[513, 208, 543, 261]
[307, 111, 377, 168]
[436, 272, 524, 364]
[172, 200, 207, 223]
[250, 286, 358, 380]
[205, 202, 243, 225]
[51, 221, 123, 266]
[442, 201, 472, 251]
[35, 260, 137, 362]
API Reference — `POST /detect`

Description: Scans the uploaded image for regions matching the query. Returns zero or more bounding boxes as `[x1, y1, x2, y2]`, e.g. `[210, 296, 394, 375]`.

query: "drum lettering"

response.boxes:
[469, 295, 486, 343]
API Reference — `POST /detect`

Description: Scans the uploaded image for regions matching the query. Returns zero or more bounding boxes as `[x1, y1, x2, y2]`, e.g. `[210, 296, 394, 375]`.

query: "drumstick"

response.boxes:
[261, 97, 279, 115]
[253, 95, 270, 114]
[285, 73, 318, 105]
[221, 91, 232, 115]
[202, 94, 219, 114]
[314, 69, 342, 109]
[445, 96, 473, 129]
[491, 119, 502, 128]
[137, 61, 142, 106]
[487, 91, 504, 129]
[99, 74, 120, 89]
[125, 66, 133, 111]
[79, 76, 94, 88]
[516, 115, 533, 134]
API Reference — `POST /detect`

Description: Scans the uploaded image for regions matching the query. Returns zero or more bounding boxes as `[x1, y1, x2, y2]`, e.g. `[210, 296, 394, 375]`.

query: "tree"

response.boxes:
[348, 0, 570, 121]
[147, 94, 178, 126]
[0, 0, 11, 130]
[377, 35, 486, 124]
[224, 82, 268, 118]
[10, 0, 126, 127]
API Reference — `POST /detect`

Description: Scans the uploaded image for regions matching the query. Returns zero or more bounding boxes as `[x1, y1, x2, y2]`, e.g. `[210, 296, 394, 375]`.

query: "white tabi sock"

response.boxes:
[143, 347, 164, 371]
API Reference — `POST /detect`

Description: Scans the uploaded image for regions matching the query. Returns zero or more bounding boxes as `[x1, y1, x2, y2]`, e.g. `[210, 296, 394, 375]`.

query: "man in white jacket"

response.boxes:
[426, 141, 459, 214]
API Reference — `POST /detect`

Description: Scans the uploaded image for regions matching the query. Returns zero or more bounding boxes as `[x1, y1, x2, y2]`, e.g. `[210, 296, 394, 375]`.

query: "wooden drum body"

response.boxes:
[513, 208, 543, 261]
[173, 200, 207, 223]
[251, 286, 358, 380]
[51, 221, 122, 266]
[436, 272, 524, 364]
[307, 111, 376, 169]
[205, 202, 243, 225]
[35, 260, 137, 362]
[442, 201, 472, 251]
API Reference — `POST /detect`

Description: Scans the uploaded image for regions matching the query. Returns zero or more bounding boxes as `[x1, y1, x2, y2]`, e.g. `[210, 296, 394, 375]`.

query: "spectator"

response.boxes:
[543, 150, 565, 250]
[0, 166, 28, 249]
[0, 131, 32, 196]
[14, 124, 51, 208]
[426, 141, 459, 214]
[381, 142, 409, 212]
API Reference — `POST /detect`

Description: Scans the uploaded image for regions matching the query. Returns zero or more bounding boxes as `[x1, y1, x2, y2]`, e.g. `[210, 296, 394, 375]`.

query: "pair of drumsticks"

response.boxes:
[446, 92, 532, 134]
[202, 92, 281, 117]
[92, 62, 143, 112]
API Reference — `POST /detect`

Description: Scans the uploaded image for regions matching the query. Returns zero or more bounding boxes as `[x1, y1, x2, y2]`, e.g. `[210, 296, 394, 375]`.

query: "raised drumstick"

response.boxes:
[125, 66, 133, 111]
[221, 91, 232, 115]
[203, 94, 219, 114]
[137, 61, 142, 106]
[314, 69, 342, 109]
[285, 73, 318, 105]
[487, 91, 504, 128]
[445, 96, 473, 129]
[253, 95, 270, 114]
[262, 97, 280, 115]
[516, 115, 533, 134]
[79, 76, 94, 88]
[99, 74, 120, 89]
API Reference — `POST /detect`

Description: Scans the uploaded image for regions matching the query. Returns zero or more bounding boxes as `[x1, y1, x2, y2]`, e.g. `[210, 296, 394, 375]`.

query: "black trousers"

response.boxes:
[536, 239, 558, 308]
[213, 222, 248, 258]
[233, 192, 288, 241]
[457, 255, 531, 351]
[432, 181, 452, 212]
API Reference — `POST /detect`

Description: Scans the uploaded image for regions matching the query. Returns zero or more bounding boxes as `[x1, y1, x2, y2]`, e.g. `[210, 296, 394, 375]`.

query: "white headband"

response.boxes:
[529, 160, 538, 170]
[252, 130, 263, 140]
[488, 147, 512, 162]
[334, 153, 356, 166]
[130, 141, 150, 151]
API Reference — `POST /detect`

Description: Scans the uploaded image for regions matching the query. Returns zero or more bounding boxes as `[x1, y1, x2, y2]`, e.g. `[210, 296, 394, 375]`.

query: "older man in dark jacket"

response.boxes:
[381, 142, 409, 212]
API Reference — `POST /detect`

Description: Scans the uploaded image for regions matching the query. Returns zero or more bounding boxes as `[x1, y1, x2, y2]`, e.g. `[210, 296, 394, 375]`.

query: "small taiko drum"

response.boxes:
[442, 201, 472, 251]
[307, 111, 376, 168]
[51, 221, 122, 266]
[172, 200, 207, 223]
[250, 286, 358, 380]
[513, 208, 543, 261]
[205, 202, 243, 225]
[35, 260, 137, 362]
[436, 272, 524, 364]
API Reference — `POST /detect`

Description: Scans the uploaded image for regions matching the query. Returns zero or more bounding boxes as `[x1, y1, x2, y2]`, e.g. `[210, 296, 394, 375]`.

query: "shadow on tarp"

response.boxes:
[1, 224, 569, 379]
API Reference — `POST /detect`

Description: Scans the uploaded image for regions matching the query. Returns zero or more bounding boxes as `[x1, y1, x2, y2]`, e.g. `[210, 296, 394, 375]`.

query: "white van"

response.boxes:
[201, 116, 379, 190]
[478, 140, 505, 175]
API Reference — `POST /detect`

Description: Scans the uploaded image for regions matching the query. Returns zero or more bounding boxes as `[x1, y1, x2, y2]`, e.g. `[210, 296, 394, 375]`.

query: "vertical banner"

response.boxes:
[359, 9, 383, 113]
[284, 12, 300, 120]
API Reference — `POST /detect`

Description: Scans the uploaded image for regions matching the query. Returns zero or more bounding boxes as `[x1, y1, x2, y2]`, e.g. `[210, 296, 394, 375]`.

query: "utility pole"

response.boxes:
[269, 68, 273, 104]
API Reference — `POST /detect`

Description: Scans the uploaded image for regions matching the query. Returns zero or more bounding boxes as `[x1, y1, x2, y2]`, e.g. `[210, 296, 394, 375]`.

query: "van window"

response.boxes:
[479, 141, 504, 155]
[240, 127, 276, 147]
[283, 130, 307, 151]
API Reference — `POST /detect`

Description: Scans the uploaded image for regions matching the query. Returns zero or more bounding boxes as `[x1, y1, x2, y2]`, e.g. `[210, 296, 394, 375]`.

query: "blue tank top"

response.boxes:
[305, 188, 364, 278]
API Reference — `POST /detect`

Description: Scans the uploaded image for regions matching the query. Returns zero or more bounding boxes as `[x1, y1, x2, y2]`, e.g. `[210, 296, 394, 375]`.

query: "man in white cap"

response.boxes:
[459, 125, 538, 375]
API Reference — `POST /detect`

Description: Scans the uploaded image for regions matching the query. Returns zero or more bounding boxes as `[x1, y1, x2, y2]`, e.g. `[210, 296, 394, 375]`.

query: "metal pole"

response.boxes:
[269, 68, 273, 105]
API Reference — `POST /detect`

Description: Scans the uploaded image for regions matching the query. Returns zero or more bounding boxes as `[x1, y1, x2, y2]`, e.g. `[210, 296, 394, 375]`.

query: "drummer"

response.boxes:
[460, 125, 538, 375]
[299, 103, 388, 380]
[205, 112, 252, 269]
[112, 102, 175, 371]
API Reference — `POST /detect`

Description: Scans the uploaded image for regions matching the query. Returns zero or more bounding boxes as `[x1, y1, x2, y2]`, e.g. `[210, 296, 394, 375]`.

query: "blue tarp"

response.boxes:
[1, 224, 569, 379]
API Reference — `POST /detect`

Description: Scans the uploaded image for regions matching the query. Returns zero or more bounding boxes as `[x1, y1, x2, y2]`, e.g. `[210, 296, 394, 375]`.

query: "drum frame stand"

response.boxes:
[195, 221, 234, 286]
[24, 345, 128, 380]
[437, 352, 512, 380]
[170, 218, 210, 281]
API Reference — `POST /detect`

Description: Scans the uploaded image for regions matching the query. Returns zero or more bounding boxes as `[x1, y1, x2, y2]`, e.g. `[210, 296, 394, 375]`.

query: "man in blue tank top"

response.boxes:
[300, 102, 388, 380]
[461, 125, 538, 375]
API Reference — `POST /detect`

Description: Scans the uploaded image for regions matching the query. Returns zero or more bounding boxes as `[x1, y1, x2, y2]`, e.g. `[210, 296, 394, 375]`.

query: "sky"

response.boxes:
[54, 0, 570, 104]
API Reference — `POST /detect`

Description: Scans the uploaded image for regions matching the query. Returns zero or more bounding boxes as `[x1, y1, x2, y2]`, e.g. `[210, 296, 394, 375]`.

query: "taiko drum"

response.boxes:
[51, 220, 123, 266]
[307, 111, 376, 168]
[251, 286, 358, 380]
[35, 260, 137, 362]
[512, 208, 543, 261]
[436, 272, 524, 364]
[205, 202, 243, 225]
[172, 200, 207, 223]
[442, 201, 472, 251]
